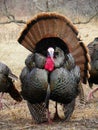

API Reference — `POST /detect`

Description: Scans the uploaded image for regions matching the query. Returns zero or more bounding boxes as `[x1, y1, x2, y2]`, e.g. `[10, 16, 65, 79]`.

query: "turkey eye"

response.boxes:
[55, 52, 59, 55]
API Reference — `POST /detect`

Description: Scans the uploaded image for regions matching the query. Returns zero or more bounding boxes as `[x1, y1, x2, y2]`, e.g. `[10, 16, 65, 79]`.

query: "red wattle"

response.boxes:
[44, 57, 54, 71]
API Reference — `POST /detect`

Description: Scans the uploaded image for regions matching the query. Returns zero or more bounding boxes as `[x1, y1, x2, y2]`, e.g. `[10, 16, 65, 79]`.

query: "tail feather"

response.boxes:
[21, 40, 34, 52]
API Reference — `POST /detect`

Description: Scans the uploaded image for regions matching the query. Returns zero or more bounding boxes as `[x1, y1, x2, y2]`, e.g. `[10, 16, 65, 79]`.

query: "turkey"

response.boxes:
[18, 12, 90, 123]
[0, 62, 22, 108]
[87, 37, 98, 100]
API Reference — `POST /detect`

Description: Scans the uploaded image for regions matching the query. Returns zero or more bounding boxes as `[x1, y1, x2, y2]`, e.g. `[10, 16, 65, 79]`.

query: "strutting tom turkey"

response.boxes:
[18, 12, 90, 123]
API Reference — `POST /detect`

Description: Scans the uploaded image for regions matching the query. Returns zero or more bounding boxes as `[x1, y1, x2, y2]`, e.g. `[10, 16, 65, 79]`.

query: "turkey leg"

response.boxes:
[63, 99, 75, 121]
[0, 92, 4, 109]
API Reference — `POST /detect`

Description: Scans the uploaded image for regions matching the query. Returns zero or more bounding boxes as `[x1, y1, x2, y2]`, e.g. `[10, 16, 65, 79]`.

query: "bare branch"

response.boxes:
[73, 11, 98, 24]
[18, 125, 37, 130]
[35, 4, 46, 12]
[1, 0, 26, 25]
[46, 0, 50, 11]
[34, 0, 50, 12]
[3, 0, 15, 20]
[0, 20, 26, 25]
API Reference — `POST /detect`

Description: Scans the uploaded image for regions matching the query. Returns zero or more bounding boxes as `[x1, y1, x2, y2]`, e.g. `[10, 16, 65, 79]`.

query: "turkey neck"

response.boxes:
[44, 56, 55, 72]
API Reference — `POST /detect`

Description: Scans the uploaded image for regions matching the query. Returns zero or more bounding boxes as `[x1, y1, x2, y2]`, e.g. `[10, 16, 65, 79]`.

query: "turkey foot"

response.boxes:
[87, 87, 98, 101]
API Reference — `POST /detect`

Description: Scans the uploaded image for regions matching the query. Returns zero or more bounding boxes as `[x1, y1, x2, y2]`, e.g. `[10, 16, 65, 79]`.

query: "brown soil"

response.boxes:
[0, 22, 98, 130]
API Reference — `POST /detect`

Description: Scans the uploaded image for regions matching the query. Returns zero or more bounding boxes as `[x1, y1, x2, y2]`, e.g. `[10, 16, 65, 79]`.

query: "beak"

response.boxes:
[48, 47, 54, 62]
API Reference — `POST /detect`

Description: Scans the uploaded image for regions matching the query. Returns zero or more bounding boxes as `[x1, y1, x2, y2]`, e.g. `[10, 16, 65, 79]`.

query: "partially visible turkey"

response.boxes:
[0, 62, 22, 108]
[87, 37, 98, 100]
[18, 12, 90, 124]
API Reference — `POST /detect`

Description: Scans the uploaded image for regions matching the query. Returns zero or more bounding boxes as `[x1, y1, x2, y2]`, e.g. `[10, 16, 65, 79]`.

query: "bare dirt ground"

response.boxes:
[0, 21, 98, 130]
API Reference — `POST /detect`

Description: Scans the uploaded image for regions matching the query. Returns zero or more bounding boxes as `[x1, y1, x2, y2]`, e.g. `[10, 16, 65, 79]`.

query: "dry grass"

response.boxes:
[0, 22, 98, 129]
